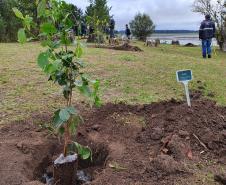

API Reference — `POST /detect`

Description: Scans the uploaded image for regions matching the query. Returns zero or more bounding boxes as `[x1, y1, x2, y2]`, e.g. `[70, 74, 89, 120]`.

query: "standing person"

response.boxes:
[199, 14, 216, 58]
[125, 24, 131, 40]
[109, 18, 115, 45]
[81, 22, 87, 38]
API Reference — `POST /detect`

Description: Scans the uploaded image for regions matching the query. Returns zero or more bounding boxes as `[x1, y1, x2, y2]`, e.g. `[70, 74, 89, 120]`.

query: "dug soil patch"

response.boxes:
[89, 43, 143, 52]
[0, 97, 226, 185]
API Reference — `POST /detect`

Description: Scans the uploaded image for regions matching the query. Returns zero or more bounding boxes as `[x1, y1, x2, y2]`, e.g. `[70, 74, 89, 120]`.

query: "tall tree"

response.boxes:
[53, 1, 83, 35]
[85, 1, 95, 19]
[85, 0, 111, 43]
[192, 0, 225, 50]
[85, 0, 111, 26]
[129, 13, 155, 41]
[0, 0, 21, 42]
[17, 0, 37, 18]
[68, 4, 84, 35]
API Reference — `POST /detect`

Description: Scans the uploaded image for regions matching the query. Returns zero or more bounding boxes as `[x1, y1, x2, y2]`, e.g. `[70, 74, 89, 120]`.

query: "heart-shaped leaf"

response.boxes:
[17, 29, 26, 44]
[38, 52, 49, 69]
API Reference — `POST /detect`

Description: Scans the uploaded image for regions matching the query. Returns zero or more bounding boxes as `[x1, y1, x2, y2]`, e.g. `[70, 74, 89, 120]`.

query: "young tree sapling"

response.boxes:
[13, 0, 101, 183]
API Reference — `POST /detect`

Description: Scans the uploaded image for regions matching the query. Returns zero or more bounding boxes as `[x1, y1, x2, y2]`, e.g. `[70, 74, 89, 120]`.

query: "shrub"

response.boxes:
[129, 13, 155, 41]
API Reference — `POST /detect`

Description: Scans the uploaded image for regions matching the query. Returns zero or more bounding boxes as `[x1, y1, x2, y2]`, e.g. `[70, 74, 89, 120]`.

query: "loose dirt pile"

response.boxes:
[184, 43, 197, 47]
[0, 96, 225, 185]
[89, 43, 143, 52]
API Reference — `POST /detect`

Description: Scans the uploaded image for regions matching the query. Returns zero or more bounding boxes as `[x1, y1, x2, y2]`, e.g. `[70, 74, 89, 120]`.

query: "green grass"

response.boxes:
[0, 41, 226, 124]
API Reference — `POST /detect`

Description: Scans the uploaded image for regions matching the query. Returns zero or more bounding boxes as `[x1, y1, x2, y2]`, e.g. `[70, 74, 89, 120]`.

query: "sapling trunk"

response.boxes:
[63, 82, 73, 157]
[56, 87, 78, 185]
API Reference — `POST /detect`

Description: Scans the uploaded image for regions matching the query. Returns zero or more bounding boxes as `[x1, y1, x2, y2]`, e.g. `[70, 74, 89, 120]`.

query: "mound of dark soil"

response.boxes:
[112, 43, 143, 52]
[0, 96, 226, 185]
[184, 43, 197, 47]
[89, 43, 143, 52]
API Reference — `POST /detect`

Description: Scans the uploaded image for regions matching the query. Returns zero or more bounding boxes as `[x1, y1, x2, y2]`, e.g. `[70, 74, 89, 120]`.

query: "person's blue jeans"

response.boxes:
[202, 39, 212, 57]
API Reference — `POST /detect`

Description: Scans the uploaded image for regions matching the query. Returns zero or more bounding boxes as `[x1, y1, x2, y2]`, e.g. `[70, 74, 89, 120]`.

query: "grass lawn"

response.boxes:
[0, 41, 226, 124]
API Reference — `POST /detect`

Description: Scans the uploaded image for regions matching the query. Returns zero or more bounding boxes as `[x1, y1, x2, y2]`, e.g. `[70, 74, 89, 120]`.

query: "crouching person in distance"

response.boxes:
[199, 14, 216, 59]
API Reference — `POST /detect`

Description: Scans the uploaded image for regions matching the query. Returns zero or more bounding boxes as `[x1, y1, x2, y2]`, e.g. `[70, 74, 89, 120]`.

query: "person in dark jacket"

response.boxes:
[125, 24, 131, 39]
[109, 18, 115, 39]
[109, 18, 115, 45]
[81, 22, 87, 37]
[199, 14, 216, 58]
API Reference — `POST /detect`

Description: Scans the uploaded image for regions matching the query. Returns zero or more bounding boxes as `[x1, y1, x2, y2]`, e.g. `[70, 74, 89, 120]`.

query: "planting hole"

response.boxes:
[33, 143, 109, 184]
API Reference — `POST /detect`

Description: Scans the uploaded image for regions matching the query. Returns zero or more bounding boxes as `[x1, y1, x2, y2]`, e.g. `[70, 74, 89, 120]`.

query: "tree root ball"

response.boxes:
[53, 154, 78, 185]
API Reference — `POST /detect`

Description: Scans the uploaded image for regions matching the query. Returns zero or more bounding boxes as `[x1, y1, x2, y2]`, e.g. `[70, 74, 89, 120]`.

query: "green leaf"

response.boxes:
[74, 80, 83, 87]
[53, 59, 62, 68]
[41, 40, 60, 49]
[92, 80, 101, 107]
[53, 110, 64, 127]
[69, 118, 78, 135]
[92, 80, 100, 92]
[41, 40, 50, 47]
[69, 114, 82, 135]
[75, 45, 83, 58]
[37, 52, 49, 69]
[44, 63, 58, 73]
[74, 142, 91, 160]
[66, 107, 77, 115]
[40, 22, 57, 35]
[55, 72, 67, 86]
[37, 0, 46, 18]
[60, 31, 71, 45]
[12, 8, 24, 19]
[17, 29, 27, 44]
[24, 15, 33, 30]
[79, 85, 92, 97]
[94, 96, 102, 107]
[58, 126, 65, 135]
[51, 41, 61, 49]
[59, 108, 70, 122]
[75, 60, 85, 68]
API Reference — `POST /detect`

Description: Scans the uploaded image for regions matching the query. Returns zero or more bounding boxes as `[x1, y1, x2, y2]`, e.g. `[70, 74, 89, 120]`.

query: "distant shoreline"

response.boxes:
[148, 33, 218, 46]
[154, 30, 198, 34]
[117, 30, 198, 35]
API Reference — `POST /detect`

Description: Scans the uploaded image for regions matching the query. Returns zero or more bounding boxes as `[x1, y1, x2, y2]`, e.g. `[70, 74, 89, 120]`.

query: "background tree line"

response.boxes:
[0, 0, 155, 43]
[2, 0, 224, 46]
[0, 0, 111, 42]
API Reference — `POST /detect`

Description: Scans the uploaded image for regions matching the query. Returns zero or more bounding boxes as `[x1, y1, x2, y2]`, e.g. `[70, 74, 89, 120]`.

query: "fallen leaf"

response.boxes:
[109, 162, 127, 171]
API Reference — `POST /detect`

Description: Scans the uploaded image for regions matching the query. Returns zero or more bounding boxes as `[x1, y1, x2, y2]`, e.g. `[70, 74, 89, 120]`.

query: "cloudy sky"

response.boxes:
[65, 0, 205, 30]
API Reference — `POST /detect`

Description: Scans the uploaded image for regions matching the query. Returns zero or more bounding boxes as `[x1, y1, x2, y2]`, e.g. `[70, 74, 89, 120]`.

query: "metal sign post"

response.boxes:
[183, 81, 191, 107]
[176, 70, 193, 107]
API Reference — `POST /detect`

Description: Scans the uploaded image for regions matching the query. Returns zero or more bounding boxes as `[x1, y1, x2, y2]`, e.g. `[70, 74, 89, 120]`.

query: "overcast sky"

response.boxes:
[65, 0, 205, 30]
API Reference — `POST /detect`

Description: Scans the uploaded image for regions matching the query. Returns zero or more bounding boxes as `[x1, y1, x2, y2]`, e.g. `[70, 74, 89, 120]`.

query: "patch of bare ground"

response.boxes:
[0, 96, 225, 184]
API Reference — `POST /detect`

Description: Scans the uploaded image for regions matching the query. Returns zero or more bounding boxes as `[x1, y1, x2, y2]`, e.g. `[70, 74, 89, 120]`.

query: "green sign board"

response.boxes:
[176, 70, 192, 82]
[176, 69, 193, 107]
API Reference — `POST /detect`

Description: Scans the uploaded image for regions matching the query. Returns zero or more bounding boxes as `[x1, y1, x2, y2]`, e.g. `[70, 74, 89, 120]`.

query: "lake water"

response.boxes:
[148, 33, 218, 46]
